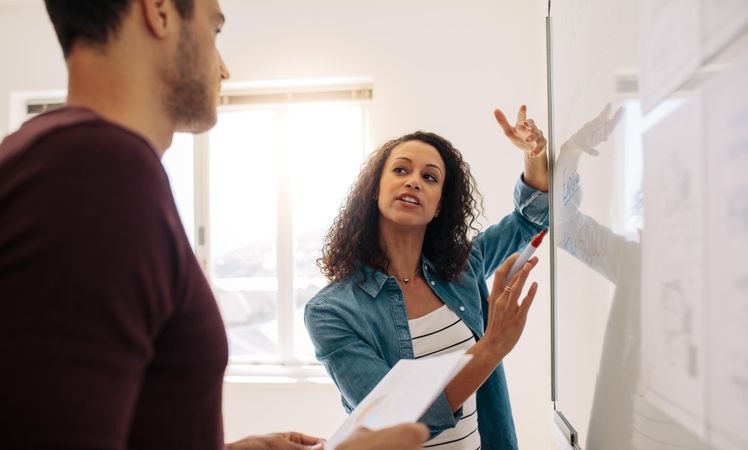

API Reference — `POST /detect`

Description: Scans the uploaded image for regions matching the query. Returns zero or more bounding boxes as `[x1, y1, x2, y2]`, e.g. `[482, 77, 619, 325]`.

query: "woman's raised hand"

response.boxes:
[494, 105, 547, 158]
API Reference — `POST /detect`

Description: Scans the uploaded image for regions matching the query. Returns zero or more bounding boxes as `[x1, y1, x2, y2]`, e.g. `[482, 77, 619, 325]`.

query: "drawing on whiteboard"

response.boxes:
[724, 332, 748, 424]
[657, 154, 695, 220]
[640, 96, 710, 440]
[730, 371, 748, 408]
[562, 167, 581, 207]
[703, 55, 748, 447]
[703, 0, 748, 59]
[660, 278, 698, 378]
[561, 235, 577, 258]
[645, 0, 681, 67]
[725, 186, 748, 234]
[727, 274, 748, 410]
[639, 0, 701, 111]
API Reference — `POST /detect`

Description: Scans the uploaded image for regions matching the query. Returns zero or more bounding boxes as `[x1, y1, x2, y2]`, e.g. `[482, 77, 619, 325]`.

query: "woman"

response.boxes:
[304, 106, 549, 450]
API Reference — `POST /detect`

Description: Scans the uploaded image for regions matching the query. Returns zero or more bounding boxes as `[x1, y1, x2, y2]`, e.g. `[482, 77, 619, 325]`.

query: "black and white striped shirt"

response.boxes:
[409, 304, 481, 450]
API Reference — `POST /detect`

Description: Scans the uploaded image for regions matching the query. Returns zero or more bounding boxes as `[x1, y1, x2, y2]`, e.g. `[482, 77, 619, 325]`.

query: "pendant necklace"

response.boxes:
[392, 266, 420, 284]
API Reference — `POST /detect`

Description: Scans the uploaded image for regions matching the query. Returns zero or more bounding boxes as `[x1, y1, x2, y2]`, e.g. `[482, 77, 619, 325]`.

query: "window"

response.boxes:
[161, 133, 195, 247]
[18, 81, 372, 372]
[167, 83, 372, 368]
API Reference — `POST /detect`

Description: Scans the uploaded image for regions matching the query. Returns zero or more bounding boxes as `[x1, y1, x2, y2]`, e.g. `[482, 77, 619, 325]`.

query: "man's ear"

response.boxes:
[141, 0, 173, 39]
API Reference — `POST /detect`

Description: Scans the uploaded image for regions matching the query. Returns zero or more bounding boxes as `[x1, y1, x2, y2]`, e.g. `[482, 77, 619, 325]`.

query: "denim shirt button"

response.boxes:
[430, 281, 436, 286]
[459, 306, 465, 312]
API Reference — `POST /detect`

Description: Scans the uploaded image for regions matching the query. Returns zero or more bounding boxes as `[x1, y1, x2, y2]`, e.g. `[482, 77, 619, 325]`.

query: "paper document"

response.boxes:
[325, 350, 472, 450]
[705, 54, 748, 450]
[642, 95, 707, 438]
[702, 0, 748, 59]
[640, 0, 701, 112]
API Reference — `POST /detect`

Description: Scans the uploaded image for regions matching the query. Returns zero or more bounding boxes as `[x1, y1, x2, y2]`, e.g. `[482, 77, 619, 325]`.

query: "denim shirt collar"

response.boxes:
[354, 256, 439, 298]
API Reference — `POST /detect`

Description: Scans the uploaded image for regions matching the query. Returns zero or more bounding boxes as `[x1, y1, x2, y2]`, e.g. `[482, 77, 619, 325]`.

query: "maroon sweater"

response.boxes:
[0, 107, 228, 449]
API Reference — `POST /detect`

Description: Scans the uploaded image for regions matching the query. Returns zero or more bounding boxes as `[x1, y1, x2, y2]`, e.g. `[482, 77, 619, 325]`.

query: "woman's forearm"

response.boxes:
[444, 339, 506, 411]
[523, 152, 549, 192]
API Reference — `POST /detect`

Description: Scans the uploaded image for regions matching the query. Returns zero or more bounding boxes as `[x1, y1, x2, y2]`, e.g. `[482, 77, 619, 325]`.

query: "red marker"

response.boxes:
[505, 228, 547, 285]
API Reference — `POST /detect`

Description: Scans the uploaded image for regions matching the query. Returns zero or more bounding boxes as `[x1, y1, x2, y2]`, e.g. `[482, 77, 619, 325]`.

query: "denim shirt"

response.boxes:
[304, 176, 549, 450]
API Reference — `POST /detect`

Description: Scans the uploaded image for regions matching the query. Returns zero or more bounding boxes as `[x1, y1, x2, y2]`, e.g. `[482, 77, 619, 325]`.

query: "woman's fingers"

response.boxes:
[484, 256, 540, 356]
[507, 257, 537, 301]
[286, 432, 325, 445]
[494, 108, 517, 139]
[533, 135, 548, 156]
[517, 104, 527, 124]
[519, 282, 538, 318]
[518, 119, 547, 152]
[495, 106, 548, 156]
[491, 253, 521, 296]
[491, 255, 539, 309]
[511, 256, 539, 284]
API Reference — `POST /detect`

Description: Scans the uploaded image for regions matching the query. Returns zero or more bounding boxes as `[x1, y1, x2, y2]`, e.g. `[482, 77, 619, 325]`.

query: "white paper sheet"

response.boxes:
[325, 351, 472, 450]
[642, 95, 707, 437]
[640, 0, 702, 112]
[704, 55, 748, 449]
[702, 0, 748, 58]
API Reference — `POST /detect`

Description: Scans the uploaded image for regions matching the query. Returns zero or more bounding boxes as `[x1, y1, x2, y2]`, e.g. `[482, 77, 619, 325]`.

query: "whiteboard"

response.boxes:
[547, 0, 748, 448]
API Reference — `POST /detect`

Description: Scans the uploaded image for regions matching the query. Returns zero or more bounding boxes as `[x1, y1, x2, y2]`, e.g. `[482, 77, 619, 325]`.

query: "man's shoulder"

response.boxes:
[1, 107, 99, 156]
[0, 107, 174, 227]
[0, 107, 158, 170]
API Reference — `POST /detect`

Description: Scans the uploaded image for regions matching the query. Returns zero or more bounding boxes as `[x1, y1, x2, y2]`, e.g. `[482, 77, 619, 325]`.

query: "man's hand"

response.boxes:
[227, 432, 325, 450]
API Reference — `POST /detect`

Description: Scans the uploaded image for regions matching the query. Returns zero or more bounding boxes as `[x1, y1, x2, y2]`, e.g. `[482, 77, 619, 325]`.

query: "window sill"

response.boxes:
[224, 362, 331, 385]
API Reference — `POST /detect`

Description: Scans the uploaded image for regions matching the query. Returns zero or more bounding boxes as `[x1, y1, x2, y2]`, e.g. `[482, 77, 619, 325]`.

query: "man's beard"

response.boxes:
[164, 24, 217, 133]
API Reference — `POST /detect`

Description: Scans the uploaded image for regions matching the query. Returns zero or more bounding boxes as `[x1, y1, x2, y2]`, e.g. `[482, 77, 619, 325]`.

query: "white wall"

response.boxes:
[222, 381, 347, 441]
[0, 2, 67, 137]
[0, 0, 552, 447]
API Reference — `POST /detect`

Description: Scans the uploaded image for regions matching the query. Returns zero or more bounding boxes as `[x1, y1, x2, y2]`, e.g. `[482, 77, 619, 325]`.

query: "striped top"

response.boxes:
[409, 304, 481, 450]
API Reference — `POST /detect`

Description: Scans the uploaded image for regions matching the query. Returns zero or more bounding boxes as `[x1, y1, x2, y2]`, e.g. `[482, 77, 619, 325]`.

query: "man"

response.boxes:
[0, 0, 427, 448]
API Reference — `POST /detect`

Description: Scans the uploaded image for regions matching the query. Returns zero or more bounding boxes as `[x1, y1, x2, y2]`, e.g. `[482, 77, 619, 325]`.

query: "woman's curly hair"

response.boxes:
[318, 131, 483, 282]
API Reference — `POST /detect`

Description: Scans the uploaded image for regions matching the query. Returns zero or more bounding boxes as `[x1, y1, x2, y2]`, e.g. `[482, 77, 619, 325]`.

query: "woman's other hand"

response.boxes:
[483, 253, 539, 358]
[442, 252, 540, 412]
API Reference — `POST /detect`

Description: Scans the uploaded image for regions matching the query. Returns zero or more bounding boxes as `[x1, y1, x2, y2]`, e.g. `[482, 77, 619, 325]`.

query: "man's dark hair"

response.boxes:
[44, 0, 195, 57]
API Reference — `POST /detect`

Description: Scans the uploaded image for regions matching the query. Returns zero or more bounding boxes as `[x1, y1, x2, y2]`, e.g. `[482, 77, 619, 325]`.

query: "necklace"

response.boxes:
[390, 266, 420, 284]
